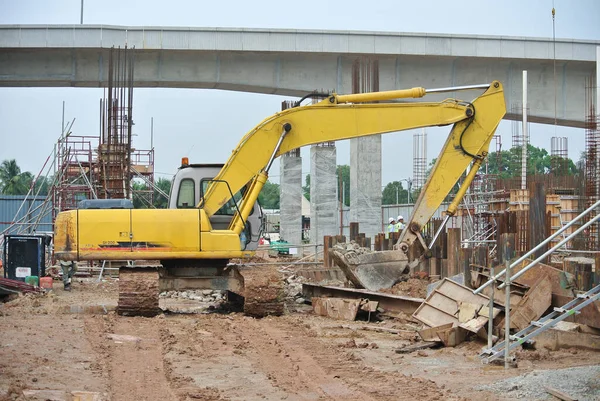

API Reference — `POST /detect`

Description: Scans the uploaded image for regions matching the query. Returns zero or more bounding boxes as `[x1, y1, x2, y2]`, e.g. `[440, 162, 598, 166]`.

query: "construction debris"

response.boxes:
[395, 341, 440, 354]
[545, 387, 579, 401]
[499, 274, 552, 331]
[0, 277, 44, 299]
[412, 278, 499, 329]
[329, 241, 409, 291]
[311, 297, 379, 321]
[418, 323, 453, 342]
[534, 326, 600, 352]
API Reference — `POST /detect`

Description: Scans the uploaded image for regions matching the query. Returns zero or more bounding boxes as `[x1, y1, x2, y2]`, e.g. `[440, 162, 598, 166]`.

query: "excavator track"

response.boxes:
[117, 267, 161, 317]
[238, 264, 285, 317]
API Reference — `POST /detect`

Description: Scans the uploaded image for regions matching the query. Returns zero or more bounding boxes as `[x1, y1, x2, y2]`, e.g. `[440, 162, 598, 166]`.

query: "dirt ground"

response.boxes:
[1, 276, 599, 401]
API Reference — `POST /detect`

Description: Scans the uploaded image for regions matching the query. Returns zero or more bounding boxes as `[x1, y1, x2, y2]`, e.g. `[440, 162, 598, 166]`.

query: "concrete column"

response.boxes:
[310, 145, 338, 245]
[349, 136, 382, 240]
[349, 56, 382, 243]
[279, 152, 303, 246]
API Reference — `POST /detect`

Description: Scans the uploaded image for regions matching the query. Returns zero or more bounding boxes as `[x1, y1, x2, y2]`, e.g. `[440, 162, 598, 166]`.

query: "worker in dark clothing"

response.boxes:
[59, 260, 77, 291]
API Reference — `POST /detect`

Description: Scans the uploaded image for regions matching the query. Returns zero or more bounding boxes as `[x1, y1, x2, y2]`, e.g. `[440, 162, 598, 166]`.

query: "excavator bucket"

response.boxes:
[330, 249, 409, 291]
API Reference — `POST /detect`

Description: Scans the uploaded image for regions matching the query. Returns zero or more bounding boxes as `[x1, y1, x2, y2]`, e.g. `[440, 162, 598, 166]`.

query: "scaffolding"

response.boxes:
[460, 135, 503, 255]
[53, 133, 98, 215]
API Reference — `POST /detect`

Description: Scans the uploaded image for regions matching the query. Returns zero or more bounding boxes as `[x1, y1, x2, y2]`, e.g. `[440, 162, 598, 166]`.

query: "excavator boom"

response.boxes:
[203, 82, 505, 252]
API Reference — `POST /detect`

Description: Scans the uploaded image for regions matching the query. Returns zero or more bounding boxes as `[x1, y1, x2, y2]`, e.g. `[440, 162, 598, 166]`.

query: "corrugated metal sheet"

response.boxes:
[216, 31, 243, 51]
[162, 30, 190, 50]
[188, 30, 217, 50]
[73, 28, 101, 47]
[19, 27, 47, 47]
[46, 27, 75, 47]
[0, 195, 53, 235]
[0, 28, 20, 47]
[142, 30, 163, 49]
[295, 33, 324, 53]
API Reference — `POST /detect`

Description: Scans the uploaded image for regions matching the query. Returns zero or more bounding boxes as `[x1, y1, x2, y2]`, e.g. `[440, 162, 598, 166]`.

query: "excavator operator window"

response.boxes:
[177, 178, 195, 208]
[200, 180, 253, 216]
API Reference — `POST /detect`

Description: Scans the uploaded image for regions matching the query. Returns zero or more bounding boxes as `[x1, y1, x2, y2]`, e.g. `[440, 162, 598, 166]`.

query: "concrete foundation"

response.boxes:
[310, 145, 338, 244]
[279, 152, 303, 246]
[349, 136, 382, 242]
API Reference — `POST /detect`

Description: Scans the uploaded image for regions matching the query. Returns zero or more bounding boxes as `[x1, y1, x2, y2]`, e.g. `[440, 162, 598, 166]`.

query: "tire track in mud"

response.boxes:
[241, 317, 375, 400]
[244, 316, 449, 401]
[84, 314, 177, 401]
[162, 314, 449, 400]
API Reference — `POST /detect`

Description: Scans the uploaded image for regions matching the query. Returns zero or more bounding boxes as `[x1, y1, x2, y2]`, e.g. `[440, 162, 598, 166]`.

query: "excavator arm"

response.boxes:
[202, 82, 506, 261]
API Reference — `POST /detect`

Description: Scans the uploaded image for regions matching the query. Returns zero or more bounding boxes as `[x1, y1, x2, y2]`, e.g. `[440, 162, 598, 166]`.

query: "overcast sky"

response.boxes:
[0, 0, 598, 187]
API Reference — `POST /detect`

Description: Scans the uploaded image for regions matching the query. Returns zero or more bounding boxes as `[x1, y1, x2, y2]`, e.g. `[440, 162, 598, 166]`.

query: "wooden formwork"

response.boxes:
[510, 189, 529, 211]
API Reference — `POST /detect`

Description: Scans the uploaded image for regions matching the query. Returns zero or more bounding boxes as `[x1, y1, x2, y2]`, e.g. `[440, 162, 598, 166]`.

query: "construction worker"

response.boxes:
[385, 217, 396, 239]
[396, 215, 406, 232]
[59, 260, 77, 291]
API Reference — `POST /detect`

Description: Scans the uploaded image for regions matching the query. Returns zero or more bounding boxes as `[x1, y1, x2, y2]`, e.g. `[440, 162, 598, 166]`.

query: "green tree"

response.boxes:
[303, 174, 310, 201]
[336, 165, 350, 206]
[32, 176, 50, 196]
[484, 144, 577, 178]
[153, 177, 172, 208]
[381, 181, 409, 205]
[303, 164, 350, 205]
[258, 180, 280, 209]
[0, 159, 34, 195]
[131, 181, 149, 208]
[131, 177, 172, 209]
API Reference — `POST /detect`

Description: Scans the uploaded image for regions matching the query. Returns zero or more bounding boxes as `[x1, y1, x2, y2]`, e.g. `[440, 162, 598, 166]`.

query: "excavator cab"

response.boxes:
[168, 160, 264, 251]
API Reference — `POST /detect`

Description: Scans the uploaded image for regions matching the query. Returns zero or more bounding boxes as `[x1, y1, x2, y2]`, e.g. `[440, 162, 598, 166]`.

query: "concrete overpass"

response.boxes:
[0, 25, 598, 127]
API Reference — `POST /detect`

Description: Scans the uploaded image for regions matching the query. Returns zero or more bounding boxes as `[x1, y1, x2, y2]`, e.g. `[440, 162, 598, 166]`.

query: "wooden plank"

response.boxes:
[536, 328, 600, 352]
[323, 235, 332, 268]
[311, 297, 361, 321]
[545, 387, 577, 401]
[418, 323, 453, 342]
[497, 233, 515, 264]
[412, 277, 499, 328]
[447, 228, 461, 277]
[575, 263, 593, 291]
[436, 326, 466, 347]
[510, 259, 575, 299]
[461, 248, 473, 289]
[340, 325, 412, 335]
[349, 222, 359, 242]
[395, 341, 439, 354]
[502, 275, 552, 331]
[374, 233, 382, 251]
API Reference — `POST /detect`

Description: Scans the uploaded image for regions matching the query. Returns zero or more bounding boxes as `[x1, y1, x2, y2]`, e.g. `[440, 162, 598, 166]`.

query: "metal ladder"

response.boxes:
[480, 284, 600, 363]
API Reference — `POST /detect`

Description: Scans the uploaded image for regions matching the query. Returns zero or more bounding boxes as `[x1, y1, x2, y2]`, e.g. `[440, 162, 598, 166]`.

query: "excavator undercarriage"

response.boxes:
[116, 262, 284, 317]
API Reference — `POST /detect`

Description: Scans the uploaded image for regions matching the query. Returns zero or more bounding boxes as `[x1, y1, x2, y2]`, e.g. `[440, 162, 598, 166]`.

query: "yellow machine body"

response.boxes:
[54, 208, 251, 261]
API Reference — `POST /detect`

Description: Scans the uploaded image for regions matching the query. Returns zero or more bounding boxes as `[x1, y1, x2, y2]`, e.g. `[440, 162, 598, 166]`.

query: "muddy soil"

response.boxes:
[1, 278, 599, 401]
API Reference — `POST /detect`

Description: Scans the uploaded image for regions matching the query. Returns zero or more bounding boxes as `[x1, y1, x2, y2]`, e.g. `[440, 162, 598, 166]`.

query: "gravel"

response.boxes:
[477, 365, 600, 400]
[159, 289, 224, 303]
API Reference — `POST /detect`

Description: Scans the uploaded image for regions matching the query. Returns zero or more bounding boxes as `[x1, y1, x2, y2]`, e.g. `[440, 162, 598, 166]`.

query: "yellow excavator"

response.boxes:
[54, 81, 506, 316]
